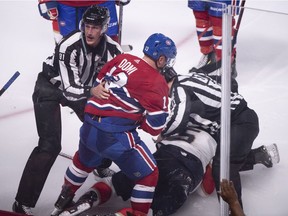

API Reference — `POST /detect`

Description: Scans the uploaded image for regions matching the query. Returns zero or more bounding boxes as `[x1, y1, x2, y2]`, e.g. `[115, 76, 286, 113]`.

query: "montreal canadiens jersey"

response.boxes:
[85, 53, 170, 136]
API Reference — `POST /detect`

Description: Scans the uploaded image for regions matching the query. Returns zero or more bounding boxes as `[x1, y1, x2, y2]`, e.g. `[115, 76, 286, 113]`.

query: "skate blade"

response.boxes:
[59, 202, 91, 216]
[266, 143, 280, 164]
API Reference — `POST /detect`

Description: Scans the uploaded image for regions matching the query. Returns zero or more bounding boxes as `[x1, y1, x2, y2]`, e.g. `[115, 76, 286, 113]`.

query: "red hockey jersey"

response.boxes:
[85, 53, 170, 136]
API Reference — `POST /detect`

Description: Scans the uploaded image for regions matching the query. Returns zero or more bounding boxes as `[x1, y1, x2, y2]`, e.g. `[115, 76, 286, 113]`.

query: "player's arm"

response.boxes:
[139, 81, 169, 136]
[38, 0, 58, 20]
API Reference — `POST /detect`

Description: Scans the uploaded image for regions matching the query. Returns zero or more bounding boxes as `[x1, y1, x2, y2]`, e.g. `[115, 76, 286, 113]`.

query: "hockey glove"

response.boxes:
[38, 1, 58, 20]
[116, 0, 131, 6]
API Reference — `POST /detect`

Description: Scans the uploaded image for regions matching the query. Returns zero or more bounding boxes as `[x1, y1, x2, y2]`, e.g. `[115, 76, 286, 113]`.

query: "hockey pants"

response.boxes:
[112, 144, 204, 216]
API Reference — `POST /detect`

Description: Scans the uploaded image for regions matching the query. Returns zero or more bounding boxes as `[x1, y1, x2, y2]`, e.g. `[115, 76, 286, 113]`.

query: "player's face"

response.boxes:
[84, 24, 102, 47]
[157, 56, 168, 70]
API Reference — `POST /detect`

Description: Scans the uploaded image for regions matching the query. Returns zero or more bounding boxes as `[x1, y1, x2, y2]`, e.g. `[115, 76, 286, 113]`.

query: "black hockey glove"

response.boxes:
[38, 1, 58, 20]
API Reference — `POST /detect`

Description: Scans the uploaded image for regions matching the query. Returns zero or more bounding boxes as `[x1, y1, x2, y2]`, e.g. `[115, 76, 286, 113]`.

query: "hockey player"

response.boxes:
[188, 0, 240, 78]
[50, 33, 177, 216]
[59, 127, 217, 216]
[55, 68, 279, 216]
[12, 6, 123, 215]
[55, 139, 279, 216]
[38, 0, 131, 43]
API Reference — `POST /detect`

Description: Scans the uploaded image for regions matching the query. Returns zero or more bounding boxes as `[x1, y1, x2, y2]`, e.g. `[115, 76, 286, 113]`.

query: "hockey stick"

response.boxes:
[231, 0, 246, 57]
[118, 4, 133, 52]
[213, 0, 246, 52]
[121, 44, 133, 52]
[59, 152, 73, 160]
[59, 151, 117, 178]
[118, 4, 124, 45]
[0, 71, 20, 96]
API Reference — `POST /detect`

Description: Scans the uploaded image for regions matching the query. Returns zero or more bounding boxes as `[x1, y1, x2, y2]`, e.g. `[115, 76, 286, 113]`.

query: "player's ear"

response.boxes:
[157, 55, 167, 68]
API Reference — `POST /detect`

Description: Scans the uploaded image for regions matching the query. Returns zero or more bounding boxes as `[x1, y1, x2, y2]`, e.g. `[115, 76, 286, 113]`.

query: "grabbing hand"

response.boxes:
[90, 81, 110, 99]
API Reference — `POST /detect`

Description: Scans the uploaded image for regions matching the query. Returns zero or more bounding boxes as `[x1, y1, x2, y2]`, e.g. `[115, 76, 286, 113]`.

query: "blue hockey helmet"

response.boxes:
[143, 33, 177, 67]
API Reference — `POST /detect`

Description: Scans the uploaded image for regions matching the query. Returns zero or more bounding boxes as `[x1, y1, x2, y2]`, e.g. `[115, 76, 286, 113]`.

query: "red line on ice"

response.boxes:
[0, 107, 33, 120]
[176, 31, 195, 47]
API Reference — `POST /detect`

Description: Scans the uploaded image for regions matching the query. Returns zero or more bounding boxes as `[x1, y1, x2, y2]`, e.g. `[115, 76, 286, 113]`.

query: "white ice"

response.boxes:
[0, 1, 288, 215]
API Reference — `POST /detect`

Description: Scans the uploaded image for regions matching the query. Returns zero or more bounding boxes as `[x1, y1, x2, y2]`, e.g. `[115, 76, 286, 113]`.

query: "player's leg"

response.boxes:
[188, 0, 215, 70]
[51, 121, 103, 215]
[208, 0, 239, 61]
[110, 130, 158, 215]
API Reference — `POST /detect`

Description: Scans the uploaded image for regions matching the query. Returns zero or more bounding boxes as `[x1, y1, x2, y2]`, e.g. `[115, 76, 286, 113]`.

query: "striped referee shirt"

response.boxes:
[43, 31, 123, 101]
[161, 72, 247, 138]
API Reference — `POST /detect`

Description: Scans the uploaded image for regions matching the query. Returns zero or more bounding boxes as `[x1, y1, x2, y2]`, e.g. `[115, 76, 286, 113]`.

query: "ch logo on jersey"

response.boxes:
[104, 72, 128, 89]
[165, 39, 172, 46]
[133, 171, 142, 178]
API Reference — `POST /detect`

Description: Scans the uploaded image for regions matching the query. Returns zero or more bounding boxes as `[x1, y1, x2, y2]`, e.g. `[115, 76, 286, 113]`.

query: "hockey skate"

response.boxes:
[12, 201, 33, 215]
[254, 144, 280, 168]
[51, 185, 75, 216]
[60, 177, 115, 216]
[59, 190, 98, 216]
[189, 51, 217, 73]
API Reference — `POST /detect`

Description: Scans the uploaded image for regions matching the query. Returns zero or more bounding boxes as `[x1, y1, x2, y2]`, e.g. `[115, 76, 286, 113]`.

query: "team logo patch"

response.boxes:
[133, 171, 141, 178]
[59, 21, 66, 27]
[165, 40, 172, 46]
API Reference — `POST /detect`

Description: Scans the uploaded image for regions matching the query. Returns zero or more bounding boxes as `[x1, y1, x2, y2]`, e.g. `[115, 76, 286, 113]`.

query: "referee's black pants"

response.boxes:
[212, 107, 259, 208]
[15, 72, 85, 207]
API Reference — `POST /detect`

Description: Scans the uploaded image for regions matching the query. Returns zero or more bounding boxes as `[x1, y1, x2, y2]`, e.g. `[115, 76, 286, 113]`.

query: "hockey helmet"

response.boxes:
[143, 33, 177, 67]
[161, 66, 177, 83]
[80, 5, 110, 34]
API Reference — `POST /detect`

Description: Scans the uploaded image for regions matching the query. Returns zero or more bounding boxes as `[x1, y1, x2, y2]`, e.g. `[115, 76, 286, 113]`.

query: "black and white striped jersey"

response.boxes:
[43, 31, 123, 101]
[161, 72, 247, 138]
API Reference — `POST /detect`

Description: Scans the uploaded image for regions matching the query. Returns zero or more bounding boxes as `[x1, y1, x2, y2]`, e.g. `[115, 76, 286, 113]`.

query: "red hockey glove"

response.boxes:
[116, 0, 131, 6]
[38, 1, 58, 20]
